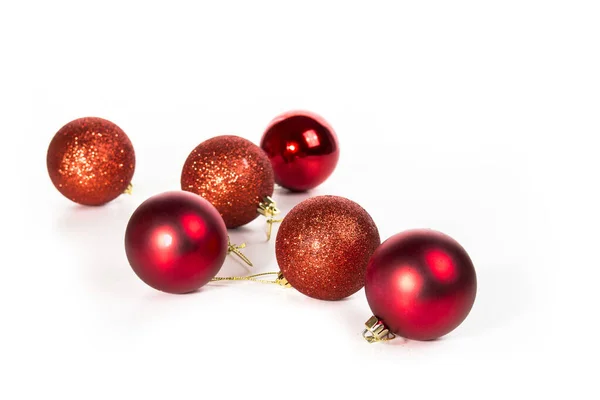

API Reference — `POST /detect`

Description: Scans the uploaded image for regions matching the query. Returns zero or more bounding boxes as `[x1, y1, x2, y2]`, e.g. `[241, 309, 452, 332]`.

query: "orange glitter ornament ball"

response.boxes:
[180, 135, 275, 228]
[47, 117, 135, 206]
[275, 195, 380, 300]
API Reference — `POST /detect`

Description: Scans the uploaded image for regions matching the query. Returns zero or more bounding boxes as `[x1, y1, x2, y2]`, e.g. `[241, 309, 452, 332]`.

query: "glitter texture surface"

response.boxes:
[47, 117, 135, 206]
[275, 195, 380, 300]
[180, 135, 274, 228]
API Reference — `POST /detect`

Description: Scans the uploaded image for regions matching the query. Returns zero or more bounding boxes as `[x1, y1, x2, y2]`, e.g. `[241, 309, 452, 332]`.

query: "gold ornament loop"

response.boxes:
[257, 196, 283, 241]
[227, 239, 253, 267]
[362, 316, 396, 343]
[211, 271, 291, 288]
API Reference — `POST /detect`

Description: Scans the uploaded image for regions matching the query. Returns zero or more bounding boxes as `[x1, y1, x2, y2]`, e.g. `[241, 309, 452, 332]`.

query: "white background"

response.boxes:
[1, 1, 598, 398]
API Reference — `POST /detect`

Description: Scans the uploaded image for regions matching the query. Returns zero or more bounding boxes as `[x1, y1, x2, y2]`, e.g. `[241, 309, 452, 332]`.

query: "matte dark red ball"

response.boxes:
[276, 195, 380, 300]
[260, 111, 339, 191]
[47, 117, 135, 206]
[365, 230, 477, 341]
[181, 135, 274, 228]
[125, 191, 228, 294]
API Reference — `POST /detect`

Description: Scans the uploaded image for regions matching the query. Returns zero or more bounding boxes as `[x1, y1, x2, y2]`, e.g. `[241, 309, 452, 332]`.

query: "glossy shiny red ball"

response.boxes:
[125, 191, 228, 294]
[365, 230, 477, 341]
[260, 111, 339, 191]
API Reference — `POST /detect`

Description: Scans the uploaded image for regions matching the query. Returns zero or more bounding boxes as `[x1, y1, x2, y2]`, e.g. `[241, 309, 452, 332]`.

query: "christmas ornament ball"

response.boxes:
[260, 110, 339, 191]
[365, 229, 477, 341]
[125, 191, 228, 294]
[181, 135, 274, 228]
[276, 195, 380, 300]
[47, 117, 135, 206]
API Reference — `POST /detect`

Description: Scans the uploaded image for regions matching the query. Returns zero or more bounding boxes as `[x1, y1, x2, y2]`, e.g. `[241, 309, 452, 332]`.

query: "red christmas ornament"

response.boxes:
[276, 195, 380, 300]
[364, 230, 477, 342]
[125, 191, 228, 294]
[47, 117, 135, 206]
[181, 135, 275, 229]
[260, 111, 339, 192]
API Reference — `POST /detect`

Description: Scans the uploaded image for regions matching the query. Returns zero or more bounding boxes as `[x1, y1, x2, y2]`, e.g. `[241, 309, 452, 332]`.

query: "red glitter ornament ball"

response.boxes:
[365, 230, 477, 341]
[181, 135, 274, 228]
[125, 191, 228, 294]
[276, 195, 380, 300]
[260, 111, 339, 192]
[47, 117, 135, 206]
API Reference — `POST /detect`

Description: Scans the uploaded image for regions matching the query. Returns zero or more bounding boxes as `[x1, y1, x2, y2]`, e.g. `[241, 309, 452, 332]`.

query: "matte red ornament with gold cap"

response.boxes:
[125, 191, 251, 294]
[260, 111, 339, 192]
[47, 117, 135, 206]
[363, 229, 477, 342]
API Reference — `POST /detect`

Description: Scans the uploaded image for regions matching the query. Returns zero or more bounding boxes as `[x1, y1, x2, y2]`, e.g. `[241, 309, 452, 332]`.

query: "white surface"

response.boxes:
[1, 1, 598, 398]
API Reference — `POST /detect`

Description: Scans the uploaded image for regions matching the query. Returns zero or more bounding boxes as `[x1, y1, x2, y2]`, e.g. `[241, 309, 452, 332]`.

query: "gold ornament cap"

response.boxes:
[257, 196, 283, 240]
[362, 316, 396, 343]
